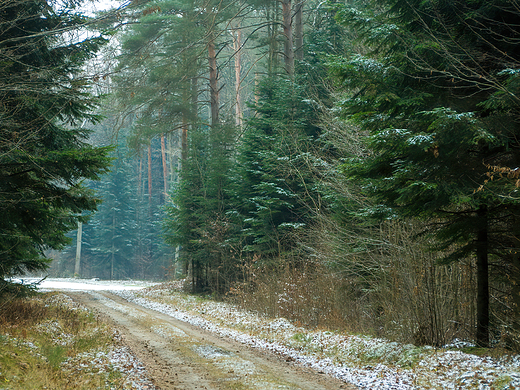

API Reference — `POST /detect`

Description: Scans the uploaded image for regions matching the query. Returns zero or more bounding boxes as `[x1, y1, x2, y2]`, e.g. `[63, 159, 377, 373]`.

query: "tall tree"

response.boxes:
[332, 0, 520, 347]
[0, 0, 111, 292]
[282, 0, 294, 76]
[88, 150, 137, 280]
[164, 123, 236, 293]
[232, 77, 321, 260]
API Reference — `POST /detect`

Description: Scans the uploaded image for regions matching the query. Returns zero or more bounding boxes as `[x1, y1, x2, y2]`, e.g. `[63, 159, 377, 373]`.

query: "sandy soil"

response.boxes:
[67, 290, 356, 390]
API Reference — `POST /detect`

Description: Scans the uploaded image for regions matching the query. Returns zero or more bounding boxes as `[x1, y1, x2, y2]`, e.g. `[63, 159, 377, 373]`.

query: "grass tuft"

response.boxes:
[0, 292, 127, 389]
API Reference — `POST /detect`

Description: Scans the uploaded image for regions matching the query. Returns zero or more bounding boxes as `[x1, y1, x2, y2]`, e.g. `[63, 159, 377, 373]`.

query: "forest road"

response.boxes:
[66, 291, 356, 390]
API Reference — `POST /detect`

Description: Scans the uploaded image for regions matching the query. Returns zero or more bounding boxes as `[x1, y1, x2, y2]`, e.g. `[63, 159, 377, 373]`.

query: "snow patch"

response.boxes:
[112, 287, 520, 390]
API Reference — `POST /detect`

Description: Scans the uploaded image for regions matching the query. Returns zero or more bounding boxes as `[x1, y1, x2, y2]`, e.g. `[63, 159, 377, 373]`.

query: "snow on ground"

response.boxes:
[47, 291, 157, 390]
[113, 284, 520, 390]
[35, 279, 520, 389]
[21, 277, 158, 291]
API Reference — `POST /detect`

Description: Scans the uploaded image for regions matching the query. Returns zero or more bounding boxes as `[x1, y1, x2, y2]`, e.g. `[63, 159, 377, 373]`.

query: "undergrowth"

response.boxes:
[139, 283, 519, 372]
[0, 292, 124, 389]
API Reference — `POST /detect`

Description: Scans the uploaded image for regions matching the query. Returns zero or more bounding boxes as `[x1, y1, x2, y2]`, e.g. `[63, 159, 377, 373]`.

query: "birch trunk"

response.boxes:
[74, 221, 82, 277]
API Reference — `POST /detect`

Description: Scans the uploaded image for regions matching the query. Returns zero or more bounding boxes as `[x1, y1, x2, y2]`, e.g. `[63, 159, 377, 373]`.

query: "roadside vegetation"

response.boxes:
[0, 292, 151, 389]
[90, 0, 520, 351]
[119, 283, 520, 389]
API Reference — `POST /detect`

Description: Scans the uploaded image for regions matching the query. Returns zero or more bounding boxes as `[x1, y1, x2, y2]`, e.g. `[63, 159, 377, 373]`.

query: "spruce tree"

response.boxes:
[233, 77, 320, 261]
[332, 0, 520, 346]
[0, 0, 111, 292]
[88, 150, 137, 279]
[164, 123, 236, 293]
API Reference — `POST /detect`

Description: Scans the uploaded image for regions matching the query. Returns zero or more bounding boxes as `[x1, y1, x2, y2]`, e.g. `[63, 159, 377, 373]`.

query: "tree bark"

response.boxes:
[111, 213, 116, 280]
[160, 134, 168, 197]
[233, 26, 243, 128]
[74, 221, 82, 277]
[208, 34, 219, 126]
[147, 144, 152, 199]
[512, 252, 520, 336]
[294, 0, 303, 61]
[138, 155, 143, 197]
[476, 204, 490, 347]
[282, 0, 294, 76]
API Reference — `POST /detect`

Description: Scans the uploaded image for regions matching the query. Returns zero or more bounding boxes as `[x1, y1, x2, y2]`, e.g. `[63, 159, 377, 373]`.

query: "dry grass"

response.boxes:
[226, 262, 353, 332]
[127, 283, 520, 389]
[225, 217, 516, 350]
[0, 292, 125, 389]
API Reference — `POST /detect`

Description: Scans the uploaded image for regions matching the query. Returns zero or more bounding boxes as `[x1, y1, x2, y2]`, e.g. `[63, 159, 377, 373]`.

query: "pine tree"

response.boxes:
[0, 0, 111, 293]
[232, 77, 320, 261]
[332, 0, 520, 347]
[164, 123, 236, 293]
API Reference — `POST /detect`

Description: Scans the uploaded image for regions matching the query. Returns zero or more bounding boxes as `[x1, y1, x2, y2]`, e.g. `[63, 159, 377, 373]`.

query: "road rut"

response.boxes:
[66, 291, 356, 390]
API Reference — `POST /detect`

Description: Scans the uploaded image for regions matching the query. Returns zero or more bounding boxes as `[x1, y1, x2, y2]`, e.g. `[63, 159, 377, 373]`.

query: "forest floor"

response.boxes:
[25, 279, 520, 389]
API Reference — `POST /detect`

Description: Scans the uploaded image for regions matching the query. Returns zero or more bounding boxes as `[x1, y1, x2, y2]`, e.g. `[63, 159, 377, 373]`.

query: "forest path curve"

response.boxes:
[65, 290, 356, 390]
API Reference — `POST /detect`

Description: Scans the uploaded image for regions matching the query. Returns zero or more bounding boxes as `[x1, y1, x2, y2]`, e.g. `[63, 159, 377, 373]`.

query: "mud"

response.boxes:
[66, 291, 356, 390]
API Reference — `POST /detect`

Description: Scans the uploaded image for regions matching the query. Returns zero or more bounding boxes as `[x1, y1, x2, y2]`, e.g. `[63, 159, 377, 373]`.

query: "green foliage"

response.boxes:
[333, 0, 520, 248]
[87, 147, 139, 279]
[0, 0, 111, 289]
[114, 0, 239, 146]
[53, 115, 173, 280]
[332, 0, 520, 346]
[232, 77, 321, 260]
[42, 345, 67, 370]
[164, 123, 237, 293]
[162, 0, 342, 289]
[0, 293, 121, 388]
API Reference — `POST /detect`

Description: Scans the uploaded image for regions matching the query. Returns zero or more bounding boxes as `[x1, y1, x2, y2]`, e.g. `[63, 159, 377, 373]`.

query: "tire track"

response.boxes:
[66, 290, 355, 390]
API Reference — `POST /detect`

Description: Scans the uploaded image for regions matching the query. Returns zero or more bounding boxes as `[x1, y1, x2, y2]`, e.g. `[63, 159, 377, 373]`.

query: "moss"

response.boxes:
[291, 332, 312, 343]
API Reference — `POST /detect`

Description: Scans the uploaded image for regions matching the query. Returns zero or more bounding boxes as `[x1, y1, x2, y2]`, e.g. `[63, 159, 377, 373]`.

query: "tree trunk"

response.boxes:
[191, 259, 196, 293]
[147, 144, 152, 199]
[137, 155, 142, 197]
[282, 0, 294, 76]
[255, 72, 260, 104]
[233, 26, 243, 128]
[267, 2, 279, 75]
[74, 221, 82, 277]
[294, 0, 303, 61]
[510, 212, 520, 341]
[476, 204, 490, 347]
[512, 252, 520, 336]
[208, 35, 219, 126]
[111, 213, 116, 280]
[160, 134, 168, 197]
[137, 155, 143, 267]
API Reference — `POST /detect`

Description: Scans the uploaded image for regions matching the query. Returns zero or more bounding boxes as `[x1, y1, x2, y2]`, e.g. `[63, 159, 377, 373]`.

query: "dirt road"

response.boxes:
[67, 291, 356, 390]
